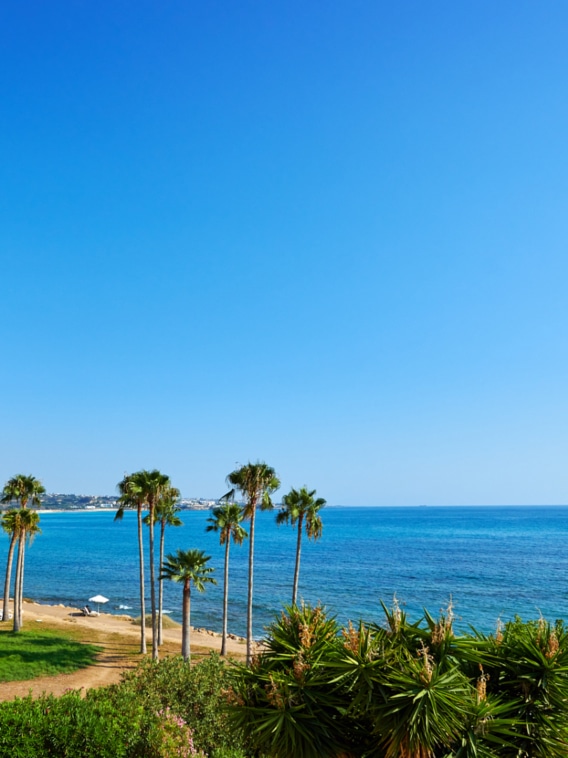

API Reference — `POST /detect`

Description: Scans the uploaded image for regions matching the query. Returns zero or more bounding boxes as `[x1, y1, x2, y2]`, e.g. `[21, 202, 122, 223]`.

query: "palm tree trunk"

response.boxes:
[247, 508, 255, 666]
[292, 514, 303, 607]
[18, 535, 26, 624]
[158, 520, 165, 646]
[13, 533, 24, 632]
[136, 507, 147, 655]
[2, 531, 17, 622]
[148, 508, 158, 660]
[221, 539, 230, 656]
[182, 578, 191, 662]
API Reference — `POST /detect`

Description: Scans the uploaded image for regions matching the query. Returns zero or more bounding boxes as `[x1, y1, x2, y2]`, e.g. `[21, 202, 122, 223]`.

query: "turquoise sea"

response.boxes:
[2, 506, 568, 637]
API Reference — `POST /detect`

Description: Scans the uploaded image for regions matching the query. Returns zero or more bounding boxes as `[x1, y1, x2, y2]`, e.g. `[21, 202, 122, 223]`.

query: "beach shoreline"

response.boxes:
[2, 598, 247, 652]
[0, 598, 248, 701]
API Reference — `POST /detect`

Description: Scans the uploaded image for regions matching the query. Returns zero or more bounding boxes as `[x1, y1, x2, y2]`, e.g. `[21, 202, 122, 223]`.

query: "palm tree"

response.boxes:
[115, 473, 149, 654]
[116, 469, 172, 659]
[137, 469, 171, 660]
[206, 502, 248, 655]
[145, 487, 182, 645]
[0, 475, 44, 511]
[276, 486, 326, 606]
[159, 549, 216, 662]
[1, 510, 21, 622]
[11, 508, 41, 632]
[1, 475, 45, 632]
[225, 462, 280, 664]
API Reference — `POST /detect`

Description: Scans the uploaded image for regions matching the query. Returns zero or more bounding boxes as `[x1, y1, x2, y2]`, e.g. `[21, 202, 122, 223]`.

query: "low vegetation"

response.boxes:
[0, 653, 246, 758]
[0, 627, 101, 682]
[2, 604, 568, 757]
[228, 602, 568, 757]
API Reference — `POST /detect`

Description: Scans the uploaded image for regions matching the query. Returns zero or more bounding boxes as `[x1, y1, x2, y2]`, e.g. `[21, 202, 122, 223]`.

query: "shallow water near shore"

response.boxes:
[2, 506, 568, 637]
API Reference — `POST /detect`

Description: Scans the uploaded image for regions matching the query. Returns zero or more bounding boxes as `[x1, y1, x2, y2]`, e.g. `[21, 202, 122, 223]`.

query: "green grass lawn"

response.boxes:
[0, 627, 102, 682]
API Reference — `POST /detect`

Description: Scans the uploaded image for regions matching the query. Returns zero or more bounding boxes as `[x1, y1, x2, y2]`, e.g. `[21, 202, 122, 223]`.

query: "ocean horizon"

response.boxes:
[2, 505, 567, 637]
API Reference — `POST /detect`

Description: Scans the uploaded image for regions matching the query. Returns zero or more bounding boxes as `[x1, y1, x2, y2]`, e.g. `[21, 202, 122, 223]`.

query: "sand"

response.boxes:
[0, 600, 247, 701]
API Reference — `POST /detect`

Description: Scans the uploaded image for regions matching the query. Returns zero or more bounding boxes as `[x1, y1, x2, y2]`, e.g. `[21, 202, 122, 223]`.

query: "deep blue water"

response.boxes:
[2, 506, 568, 637]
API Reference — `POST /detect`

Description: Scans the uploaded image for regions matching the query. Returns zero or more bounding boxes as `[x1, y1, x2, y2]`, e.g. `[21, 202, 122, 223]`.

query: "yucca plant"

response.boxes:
[227, 603, 568, 758]
[227, 603, 361, 758]
[476, 617, 568, 757]
[338, 601, 475, 758]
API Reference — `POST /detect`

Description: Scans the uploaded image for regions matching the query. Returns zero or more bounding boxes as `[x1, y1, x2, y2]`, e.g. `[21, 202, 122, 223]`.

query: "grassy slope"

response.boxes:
[0, 627, 102, 681]
[0, 613, 242, 687]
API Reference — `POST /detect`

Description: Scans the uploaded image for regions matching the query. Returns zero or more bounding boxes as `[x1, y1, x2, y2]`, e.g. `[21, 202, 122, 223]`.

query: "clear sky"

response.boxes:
[2, 1, 568, 505]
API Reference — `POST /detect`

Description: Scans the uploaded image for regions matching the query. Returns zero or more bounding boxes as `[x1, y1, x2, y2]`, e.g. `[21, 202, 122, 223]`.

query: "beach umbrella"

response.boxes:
[88, 594, 109, 614]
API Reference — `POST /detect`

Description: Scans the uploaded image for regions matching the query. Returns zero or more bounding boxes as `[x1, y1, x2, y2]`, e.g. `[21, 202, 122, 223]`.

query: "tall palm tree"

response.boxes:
[137, 469, 171, 660]
[115, 473, 148, 654]
[206, 502, 248, 655]
[145, 487, 182, 645]
[1, 510, 21, 622]
[225, 462, 280, 664]
[1, 475, 45, 632]
[11, 508, 41, 632]
[276, 486, 326, 606]
[116, 469, 172, 659]
[159, 548, 216, 662]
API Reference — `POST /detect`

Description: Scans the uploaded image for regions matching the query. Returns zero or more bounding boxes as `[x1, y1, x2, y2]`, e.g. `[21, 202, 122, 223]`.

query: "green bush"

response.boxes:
[0, 655, 241, 757]
[113, 653, 247, 756]
[5, 607, 568, 757]
[0, 688, 156, 758]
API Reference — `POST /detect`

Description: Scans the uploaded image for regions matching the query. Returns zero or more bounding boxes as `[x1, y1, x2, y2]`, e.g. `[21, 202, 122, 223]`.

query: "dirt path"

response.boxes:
[0, 601, 247, 702]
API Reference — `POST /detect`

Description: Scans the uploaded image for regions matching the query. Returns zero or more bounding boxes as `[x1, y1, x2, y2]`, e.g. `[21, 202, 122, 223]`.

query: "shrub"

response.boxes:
[227, 603, 568, 758]
[114, 653, 247, 756]
[227, 603, 362, 758]
[0, 657, 235, 758]
[0, 688, 156, 758]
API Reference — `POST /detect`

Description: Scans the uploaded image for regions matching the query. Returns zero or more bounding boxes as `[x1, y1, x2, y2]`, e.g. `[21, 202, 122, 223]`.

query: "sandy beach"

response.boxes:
[0, 599, 247, 701]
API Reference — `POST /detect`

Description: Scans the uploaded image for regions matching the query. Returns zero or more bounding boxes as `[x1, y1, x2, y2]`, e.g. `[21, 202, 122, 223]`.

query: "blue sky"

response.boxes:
[2, 1, 568, 504]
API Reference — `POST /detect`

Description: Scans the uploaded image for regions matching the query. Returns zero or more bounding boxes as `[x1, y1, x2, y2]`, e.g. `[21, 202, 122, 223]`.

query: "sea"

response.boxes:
[3, 506, 568, 638]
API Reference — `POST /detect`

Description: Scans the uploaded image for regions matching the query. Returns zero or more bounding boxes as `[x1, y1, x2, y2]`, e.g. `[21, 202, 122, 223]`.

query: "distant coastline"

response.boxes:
[38, 508, 118, 514]
[0, 492, 217, 513]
